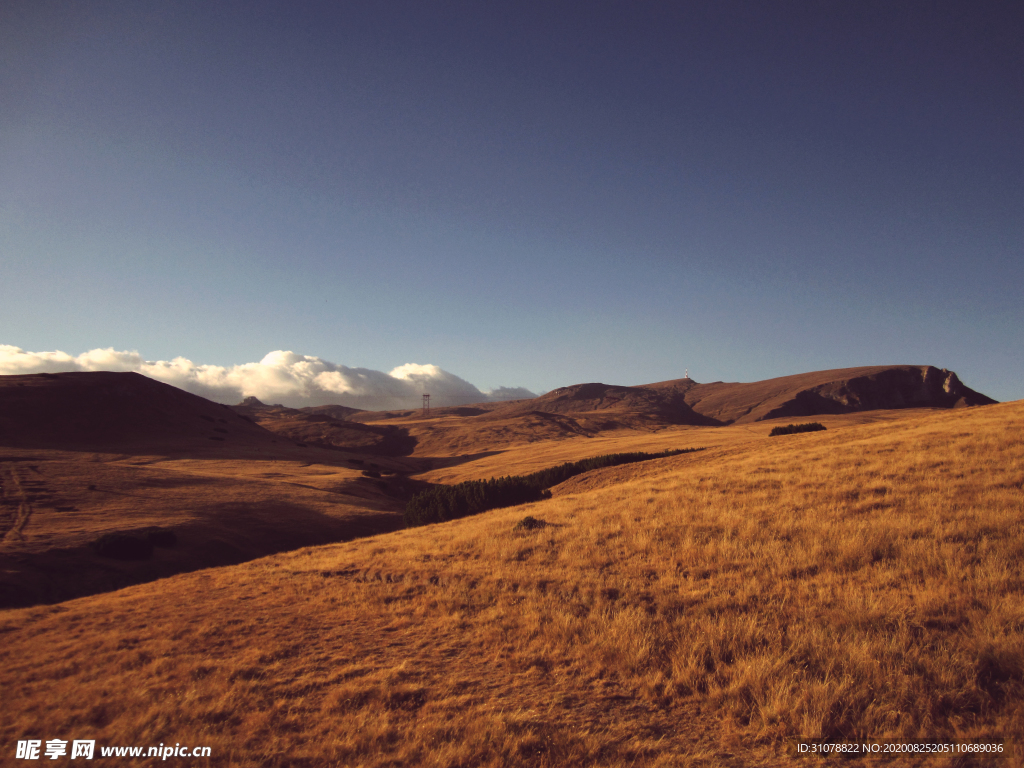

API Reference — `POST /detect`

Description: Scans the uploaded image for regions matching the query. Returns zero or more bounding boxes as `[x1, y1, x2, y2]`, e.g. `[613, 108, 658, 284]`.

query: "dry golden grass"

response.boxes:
[0, 447, 412, 607]
[417, 407, 948, 484]
[1, 401, 1022, 766]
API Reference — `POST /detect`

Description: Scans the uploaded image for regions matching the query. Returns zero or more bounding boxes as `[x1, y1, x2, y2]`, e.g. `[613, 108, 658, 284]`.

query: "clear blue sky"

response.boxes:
[2, 1, 1021, 401]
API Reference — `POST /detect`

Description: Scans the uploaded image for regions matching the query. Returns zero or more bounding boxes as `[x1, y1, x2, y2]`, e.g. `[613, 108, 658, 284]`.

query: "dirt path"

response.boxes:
[0, 464, 32, 543]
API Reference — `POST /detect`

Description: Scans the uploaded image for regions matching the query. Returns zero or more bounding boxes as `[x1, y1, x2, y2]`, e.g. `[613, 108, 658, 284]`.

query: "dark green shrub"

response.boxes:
[405, 475, 546, 526]
[405, 447, 703, 527]
[769, 422, 827, 437]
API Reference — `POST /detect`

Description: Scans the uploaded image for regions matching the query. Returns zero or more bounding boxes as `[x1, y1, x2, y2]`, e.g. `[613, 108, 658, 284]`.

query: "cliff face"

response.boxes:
[676, 365, 997, 425]
[760, 366, 994, 422]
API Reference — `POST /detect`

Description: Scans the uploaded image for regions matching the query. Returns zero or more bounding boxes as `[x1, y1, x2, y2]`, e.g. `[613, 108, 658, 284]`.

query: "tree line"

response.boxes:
[405, 447, 704, 526]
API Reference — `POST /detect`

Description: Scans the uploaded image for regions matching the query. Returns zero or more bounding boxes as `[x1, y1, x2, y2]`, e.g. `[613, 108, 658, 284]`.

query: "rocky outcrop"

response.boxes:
[507, 365, 997, 427]
[756, 366, 996, 422]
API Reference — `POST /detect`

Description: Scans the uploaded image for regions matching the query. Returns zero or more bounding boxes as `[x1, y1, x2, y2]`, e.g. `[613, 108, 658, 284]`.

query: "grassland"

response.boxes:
[0, 447, 419, 608]
[1, 401, 1022, 766]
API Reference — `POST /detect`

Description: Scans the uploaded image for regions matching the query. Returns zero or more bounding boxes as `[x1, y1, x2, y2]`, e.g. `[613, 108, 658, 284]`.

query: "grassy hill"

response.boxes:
[0, 374, 430, 608]
[0, 371, 278, 451]
[327, 365, 998, 459]
[2, 398, 1020, 766]
[660, 365, 996, 424]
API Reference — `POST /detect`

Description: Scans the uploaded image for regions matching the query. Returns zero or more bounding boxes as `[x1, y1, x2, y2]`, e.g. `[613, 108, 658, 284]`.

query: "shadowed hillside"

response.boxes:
[0, 366, 998, 608]
[484, 381, 721, 429]
[0, 372, 282, 452]
[0, 374, 428, 608]
[232, 397, 417, 456]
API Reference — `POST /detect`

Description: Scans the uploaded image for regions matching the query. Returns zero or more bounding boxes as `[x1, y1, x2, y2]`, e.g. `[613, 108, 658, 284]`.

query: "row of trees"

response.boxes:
[404, 447, 704, 526]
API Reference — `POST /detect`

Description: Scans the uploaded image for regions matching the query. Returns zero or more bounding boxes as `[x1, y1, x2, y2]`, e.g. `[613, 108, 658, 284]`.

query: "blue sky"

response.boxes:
[2, 1, 1021, 403]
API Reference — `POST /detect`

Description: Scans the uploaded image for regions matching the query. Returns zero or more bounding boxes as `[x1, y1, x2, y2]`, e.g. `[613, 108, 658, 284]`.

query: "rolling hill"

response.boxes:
[326, 365, 997, 457]
[663, 364, 996, 424]
[0, 365, 997, 609]
[484, 364, 994, 427]
[1, 396, 1020, 766]
[0, 374, 425, 608]
[231, 397, 416, 455]
[0, 371, 280, 452]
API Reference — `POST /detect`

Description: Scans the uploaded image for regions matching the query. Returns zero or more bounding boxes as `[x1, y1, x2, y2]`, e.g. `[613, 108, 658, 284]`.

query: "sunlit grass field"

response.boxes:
[2, 401, 1022, 766]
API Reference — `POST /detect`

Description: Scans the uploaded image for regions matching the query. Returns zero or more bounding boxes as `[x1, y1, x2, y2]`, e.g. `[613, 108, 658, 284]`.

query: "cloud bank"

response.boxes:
[0, 346, 535, 410]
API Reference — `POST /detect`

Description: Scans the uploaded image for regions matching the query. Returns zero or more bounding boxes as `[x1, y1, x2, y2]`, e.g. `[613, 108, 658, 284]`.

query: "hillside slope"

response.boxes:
[2, 399, 1020, 766]
[246, 366, 995, 457]
[0, 367, 998, 608]
[666, 364, 996, 424]
[0, 372, 279, 451]
[231, 397, 416, 455]
[412, 365, 994, 433]
[484, 381, 720, 429]
[0, 374, 423, 608]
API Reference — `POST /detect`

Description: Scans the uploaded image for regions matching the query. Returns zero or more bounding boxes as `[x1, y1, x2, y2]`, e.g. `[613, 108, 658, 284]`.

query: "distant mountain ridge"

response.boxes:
[481, 365, 995, 427]
[231, 396, 412, 455]
[482, 380, 719, 428]
[678, 365, 994, 424]
[276, 364, 996, 435]
[0, 366, 997, 455]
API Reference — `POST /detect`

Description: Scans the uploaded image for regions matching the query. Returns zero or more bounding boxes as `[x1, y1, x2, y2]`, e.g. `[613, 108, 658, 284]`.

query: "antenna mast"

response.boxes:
[422, 393, 430, 416]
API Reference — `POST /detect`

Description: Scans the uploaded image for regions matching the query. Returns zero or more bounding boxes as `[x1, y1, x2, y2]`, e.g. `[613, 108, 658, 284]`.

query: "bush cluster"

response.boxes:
[405, 447, 703, 527]
[769, 422, 827, 436]
[404, 476, 548, 526]
[514, 515, 547, 531]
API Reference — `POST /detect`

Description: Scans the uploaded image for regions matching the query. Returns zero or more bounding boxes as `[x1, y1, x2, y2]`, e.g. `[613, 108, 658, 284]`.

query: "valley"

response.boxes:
[0, 367, 1020, 766]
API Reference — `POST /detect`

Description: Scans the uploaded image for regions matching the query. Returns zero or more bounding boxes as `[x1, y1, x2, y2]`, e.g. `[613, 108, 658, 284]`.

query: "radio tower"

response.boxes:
[685, 368, 689, 379]
[422, 393, 430, 416]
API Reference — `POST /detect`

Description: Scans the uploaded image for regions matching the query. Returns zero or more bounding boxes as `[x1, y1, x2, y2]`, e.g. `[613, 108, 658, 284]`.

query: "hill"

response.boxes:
[484, 365, 994, 428]
[664, 364, 996, 425]
[326, 365, 996, 457]
[0, 366, 997, 606]
[0, 371, 280, 451]
[0, 374, 425, 608]
[231, 397, 415, 455]
[484, 380, 720, 430]
[1, 398, 1020, 765]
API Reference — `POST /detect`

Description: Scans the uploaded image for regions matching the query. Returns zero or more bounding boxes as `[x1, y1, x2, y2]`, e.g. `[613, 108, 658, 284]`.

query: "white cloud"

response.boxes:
[0, 346, 80, 374]
[0, 345, 534, 410]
